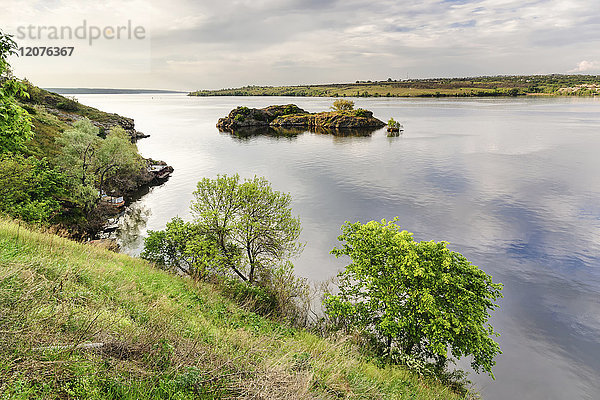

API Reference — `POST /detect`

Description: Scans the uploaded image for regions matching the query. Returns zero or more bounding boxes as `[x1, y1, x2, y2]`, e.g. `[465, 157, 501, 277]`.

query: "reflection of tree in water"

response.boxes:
[117, 204, 151, 254]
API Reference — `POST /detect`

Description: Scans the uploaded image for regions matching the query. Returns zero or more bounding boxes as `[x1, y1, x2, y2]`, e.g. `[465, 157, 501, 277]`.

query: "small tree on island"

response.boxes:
[331, 99, 354, 112]
[387, 117, 402, 129]
[324, 219, 503, 377]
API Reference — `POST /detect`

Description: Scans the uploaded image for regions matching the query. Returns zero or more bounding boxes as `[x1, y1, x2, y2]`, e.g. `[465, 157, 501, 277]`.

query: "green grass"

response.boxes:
[19, 84, 136, 160]
[0, 218, 466, 399]
[189, 74, 600, 98]
[18, 104, 69, 159]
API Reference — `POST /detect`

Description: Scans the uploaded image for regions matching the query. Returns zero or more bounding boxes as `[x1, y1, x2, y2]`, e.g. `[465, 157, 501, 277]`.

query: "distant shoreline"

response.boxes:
[189, 74, 600, 98]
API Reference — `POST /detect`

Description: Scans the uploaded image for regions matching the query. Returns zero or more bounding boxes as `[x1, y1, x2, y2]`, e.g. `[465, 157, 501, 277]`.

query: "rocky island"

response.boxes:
[217, 104, 386, 134]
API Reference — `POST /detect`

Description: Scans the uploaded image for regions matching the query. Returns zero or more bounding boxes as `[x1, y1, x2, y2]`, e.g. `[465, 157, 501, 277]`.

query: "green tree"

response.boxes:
[56, 118, 101, 189]
[190, 174, 247, 281]
[0, 30, 32, 154]
[141, 217, 224, 280]
[56, 119, 144, 210]
[235, 176, 303, 282]
[0, 30, 14, 75]
[387, 118, 401, 129]
[94, 126, 144, 194]
[331, 99, 354, 112]
[0, 154, 65, 222]
[324, 219, 502, 377]
[190, 174, 302, 283]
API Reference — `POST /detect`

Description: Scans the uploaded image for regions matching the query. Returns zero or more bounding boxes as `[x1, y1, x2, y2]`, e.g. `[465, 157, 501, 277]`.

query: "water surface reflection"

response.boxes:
[74, 94, 600, 399]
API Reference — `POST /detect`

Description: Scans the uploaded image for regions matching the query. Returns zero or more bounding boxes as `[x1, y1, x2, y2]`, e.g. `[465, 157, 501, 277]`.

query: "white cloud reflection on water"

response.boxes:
[75, 93, 600, 399]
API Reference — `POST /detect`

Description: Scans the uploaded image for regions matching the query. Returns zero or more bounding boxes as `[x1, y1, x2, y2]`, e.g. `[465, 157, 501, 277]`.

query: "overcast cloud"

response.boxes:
[2, 0, 599, 90]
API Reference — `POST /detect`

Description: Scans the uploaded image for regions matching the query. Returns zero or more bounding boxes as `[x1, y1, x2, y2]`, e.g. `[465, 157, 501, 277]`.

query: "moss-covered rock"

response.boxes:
[217, 104, 307, 131]
[217, 104, 385, 134]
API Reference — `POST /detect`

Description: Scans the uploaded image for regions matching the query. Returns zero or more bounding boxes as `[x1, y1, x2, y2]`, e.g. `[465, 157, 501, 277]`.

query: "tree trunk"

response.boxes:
[247, 245, 255, 283]
[96, 163, 118, 196]
[219, 237, 247, 281]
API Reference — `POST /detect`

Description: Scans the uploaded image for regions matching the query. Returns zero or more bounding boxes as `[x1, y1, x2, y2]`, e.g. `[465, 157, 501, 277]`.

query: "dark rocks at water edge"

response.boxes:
[217, 104, 386, 133]
[91, 115, 150, 140]
[93, 160, 174, 240]
[147, 163, 174, 180]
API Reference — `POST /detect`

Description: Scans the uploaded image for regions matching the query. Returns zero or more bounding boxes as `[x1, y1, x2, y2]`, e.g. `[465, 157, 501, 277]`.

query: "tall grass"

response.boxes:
[0, 218, 465, 399]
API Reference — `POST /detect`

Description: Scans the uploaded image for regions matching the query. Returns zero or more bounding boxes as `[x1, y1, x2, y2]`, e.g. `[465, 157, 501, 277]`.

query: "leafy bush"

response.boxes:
[353, 108, 370, 117]
[0, 154, 65, 223]
[220, 277, 278, 315]
[283, 104, 302, 115]
[0, 31, 33, 155]
[324, 219, 503, 377]
[387, 117, 402, 129]
[142, 216, 225, 280]
[56, 97, 79, 111]
[260, 261, 310, 326]
[331, 99, 354, 111]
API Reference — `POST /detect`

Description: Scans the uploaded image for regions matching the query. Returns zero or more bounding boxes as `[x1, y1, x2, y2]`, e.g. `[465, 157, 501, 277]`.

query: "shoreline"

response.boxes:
[17, 84, 174, 242]
[189, 75, 600, 98]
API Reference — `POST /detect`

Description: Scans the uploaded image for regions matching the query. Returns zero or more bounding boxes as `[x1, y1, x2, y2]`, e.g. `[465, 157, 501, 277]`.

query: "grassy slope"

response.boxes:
[189, 75, 600, 98]
[23, 104, 69, 159]
[0, 219, 463, 399]
[12, 85, 159, 234]
[18, 85, 137, 159]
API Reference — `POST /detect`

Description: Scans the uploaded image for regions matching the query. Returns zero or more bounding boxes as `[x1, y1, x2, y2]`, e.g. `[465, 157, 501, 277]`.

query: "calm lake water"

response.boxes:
[74, 93, 600, 400]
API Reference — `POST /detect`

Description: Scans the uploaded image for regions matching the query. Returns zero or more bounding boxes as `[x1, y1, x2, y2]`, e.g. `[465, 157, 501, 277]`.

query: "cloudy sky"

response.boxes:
[2, 0, 599, 90]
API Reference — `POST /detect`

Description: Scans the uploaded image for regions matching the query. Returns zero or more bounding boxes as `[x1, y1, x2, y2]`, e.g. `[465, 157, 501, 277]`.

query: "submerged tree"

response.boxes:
[387, 118, 402, 130]
[324, 219, 503, 377]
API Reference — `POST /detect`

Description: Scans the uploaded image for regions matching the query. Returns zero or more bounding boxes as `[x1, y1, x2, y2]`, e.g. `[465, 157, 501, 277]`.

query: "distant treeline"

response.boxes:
[190, 75, 600, 98]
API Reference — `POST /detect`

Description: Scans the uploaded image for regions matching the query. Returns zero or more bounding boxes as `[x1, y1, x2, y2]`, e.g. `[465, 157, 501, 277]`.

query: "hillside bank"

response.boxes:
[190, 74, 600, 98]
[0, 218, 464, 399]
